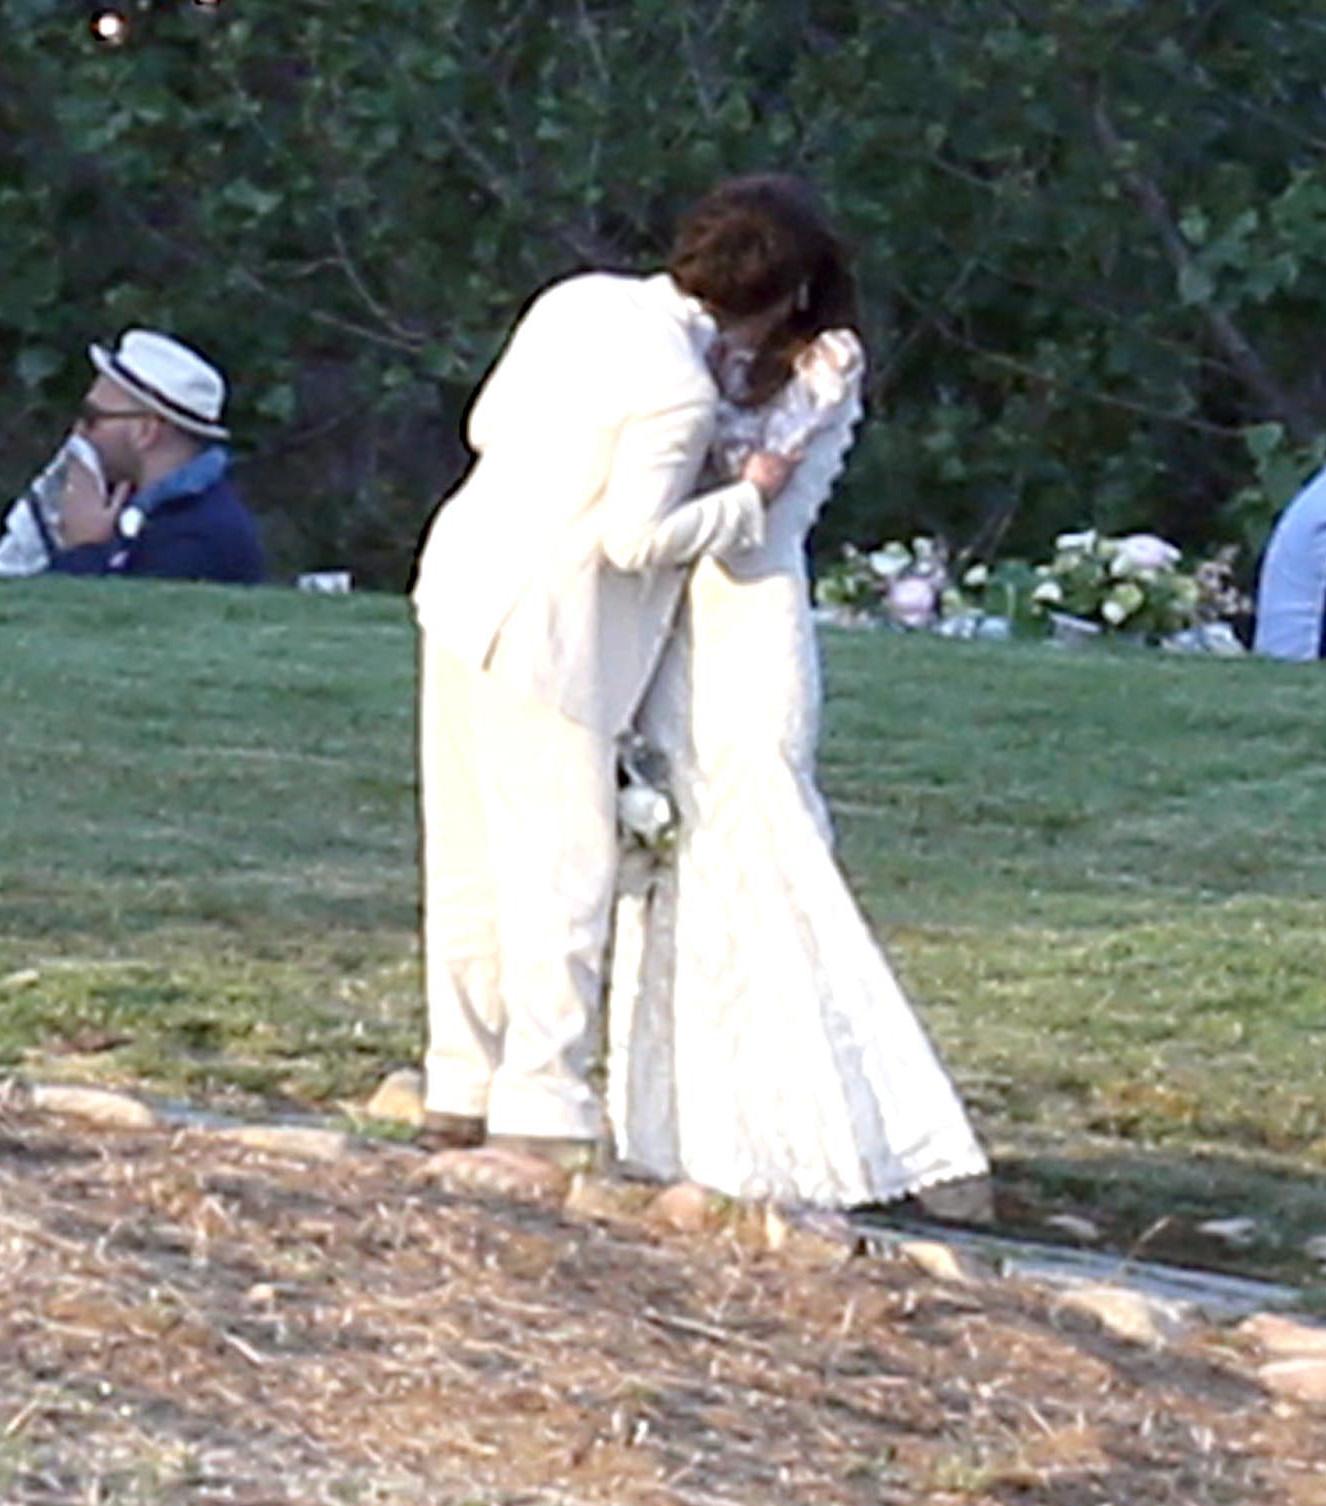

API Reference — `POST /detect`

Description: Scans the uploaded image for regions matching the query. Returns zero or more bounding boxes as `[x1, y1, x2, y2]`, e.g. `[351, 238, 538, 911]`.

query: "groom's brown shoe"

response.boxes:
[415, 1112, 486, 1153]
[485, 1134, 599, 1174]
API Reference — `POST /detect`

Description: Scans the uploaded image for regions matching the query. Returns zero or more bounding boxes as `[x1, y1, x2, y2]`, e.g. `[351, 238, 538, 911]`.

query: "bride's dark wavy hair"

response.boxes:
[667, 173, 861, 407]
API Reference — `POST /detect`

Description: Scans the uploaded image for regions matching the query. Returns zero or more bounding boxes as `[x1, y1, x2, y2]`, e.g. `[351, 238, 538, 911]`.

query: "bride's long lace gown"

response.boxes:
[607, 329, 989, 1207]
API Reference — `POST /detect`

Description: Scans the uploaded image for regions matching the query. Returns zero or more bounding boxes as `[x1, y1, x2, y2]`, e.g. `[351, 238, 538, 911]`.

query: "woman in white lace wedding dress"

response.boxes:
[608, 319, 989, 1210]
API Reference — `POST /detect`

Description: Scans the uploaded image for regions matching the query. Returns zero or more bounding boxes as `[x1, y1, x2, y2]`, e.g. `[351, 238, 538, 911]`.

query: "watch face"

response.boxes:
[118, 505, 144, 540]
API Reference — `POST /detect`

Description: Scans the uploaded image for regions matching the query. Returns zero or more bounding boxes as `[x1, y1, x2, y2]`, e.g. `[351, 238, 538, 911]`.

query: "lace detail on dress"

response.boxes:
[709, 328, 865, 481]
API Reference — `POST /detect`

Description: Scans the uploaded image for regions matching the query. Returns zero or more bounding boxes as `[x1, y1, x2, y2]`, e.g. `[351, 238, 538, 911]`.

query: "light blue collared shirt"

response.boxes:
[1255, 465, 1326, 661]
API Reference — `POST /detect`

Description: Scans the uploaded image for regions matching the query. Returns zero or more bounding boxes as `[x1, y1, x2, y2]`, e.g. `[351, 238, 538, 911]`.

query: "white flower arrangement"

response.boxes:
[1029, 528, 1233, 640]
[815, 536, 1024, 640]
[815, 536, 956, 631]
[815, 530, 1250, 652]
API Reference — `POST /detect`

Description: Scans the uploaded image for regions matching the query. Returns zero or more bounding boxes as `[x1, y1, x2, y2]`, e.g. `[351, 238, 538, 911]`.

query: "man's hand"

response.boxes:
[60, 460, 129, 548]
[741, 449, 800, 504]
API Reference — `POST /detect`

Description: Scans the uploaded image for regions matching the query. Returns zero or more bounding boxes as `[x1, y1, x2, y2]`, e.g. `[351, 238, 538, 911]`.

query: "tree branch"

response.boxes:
[1085, 83, 1315, 442]
[328, 214, 427, 348]
[915, 302, 1245, 439]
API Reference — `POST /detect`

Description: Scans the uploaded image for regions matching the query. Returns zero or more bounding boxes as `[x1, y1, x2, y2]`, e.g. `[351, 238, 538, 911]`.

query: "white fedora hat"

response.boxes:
[88, 329, 230, 440]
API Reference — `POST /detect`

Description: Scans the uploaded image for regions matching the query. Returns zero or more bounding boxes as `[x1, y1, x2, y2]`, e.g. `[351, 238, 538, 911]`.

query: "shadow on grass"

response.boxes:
[988, 1145, 1326, 1291]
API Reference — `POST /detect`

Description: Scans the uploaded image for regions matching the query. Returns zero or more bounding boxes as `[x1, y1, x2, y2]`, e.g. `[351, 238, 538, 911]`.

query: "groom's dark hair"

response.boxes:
[668, 174, 861, 407]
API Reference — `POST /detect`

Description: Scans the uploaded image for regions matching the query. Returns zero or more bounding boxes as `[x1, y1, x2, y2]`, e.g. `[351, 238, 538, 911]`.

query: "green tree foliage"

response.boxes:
[3, 0, 1326, 585]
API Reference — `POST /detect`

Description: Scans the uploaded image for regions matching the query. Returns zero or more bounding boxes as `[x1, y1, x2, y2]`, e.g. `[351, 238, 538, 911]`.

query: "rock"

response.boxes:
[1259, 1357, 1326, 1406]
[897, 1238, 992, 1287]
[1044, 1213, 1103, 1243]
[765, 1208, 860, 1265]
[52, 1027, 130, 1056]
[30, 1083, 159, 1129]
[211, 1125, 350, 1162]
[763, 1206, 793, 1252]
[762, 1204, 789, 1252]
[364, 1068, 426, 1126]
[412, 1146, 571, 1203]
[1197, 1216, 1260, 1248]
[645, 1182, 721, 1234]
[913, 1173, 996, 1225]
[0, 1076, 32, 1111]
[1048, 610, 1103, 646]
[1055, 1284, 1191, 1347]
[562, 1174, 653, 1223]
[1302, 1235, 1326, 1265]
[1239, 1313, 1326, 1358]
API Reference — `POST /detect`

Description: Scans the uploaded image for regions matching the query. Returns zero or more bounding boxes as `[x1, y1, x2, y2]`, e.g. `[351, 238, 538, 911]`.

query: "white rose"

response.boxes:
[1101, 597, 1130, 626]
[961, 562, 989, 588]
[1031, 579, 1064, 606]
[868, 542, 912, 579]
[1112, 533, 1181, 576]
[1054, 528, 1098, 553]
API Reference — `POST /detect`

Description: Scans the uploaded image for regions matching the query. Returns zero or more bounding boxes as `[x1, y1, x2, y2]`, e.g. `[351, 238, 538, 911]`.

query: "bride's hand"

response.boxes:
[742, 449, 800, 504]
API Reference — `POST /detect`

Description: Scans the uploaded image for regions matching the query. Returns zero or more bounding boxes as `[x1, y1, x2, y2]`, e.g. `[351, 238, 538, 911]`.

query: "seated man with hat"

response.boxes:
[48, 330, 263, 583]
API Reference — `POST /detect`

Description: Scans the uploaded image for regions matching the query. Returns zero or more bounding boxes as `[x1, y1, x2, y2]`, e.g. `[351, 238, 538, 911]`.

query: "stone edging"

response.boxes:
[7, 1069, 1326, 1406]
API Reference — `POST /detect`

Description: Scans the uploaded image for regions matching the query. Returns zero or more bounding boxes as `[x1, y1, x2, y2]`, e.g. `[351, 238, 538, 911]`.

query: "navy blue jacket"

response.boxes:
[50, 448, 264, 585]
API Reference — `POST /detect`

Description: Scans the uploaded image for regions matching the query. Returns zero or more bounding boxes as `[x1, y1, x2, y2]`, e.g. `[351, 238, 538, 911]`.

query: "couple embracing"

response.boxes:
[412, 175, 989, 1216]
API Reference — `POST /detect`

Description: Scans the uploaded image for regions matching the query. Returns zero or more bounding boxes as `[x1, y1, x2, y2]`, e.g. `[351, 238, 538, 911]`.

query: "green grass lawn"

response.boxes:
[2, 578, 1325, 1288]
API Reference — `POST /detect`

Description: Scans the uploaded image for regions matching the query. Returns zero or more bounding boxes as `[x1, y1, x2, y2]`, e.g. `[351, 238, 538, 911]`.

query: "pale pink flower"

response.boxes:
[887, 574, 939, 629]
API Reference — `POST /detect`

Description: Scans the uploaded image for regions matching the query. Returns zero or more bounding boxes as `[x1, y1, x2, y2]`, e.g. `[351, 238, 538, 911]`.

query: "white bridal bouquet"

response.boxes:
[615, 733, 677, 856]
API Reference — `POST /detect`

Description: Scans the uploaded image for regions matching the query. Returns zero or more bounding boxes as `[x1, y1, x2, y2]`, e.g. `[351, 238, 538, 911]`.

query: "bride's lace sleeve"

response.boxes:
[710, 328, 865, 480]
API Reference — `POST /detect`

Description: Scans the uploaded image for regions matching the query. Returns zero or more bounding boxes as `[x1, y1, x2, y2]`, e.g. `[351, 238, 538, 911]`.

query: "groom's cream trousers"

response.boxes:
[419, 638, 618, 1140]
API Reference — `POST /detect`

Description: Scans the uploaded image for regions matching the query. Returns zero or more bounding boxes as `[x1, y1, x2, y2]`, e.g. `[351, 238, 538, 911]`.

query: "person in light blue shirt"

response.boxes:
[46, 329, 263, 584]
[1254, 466, 1326, 661]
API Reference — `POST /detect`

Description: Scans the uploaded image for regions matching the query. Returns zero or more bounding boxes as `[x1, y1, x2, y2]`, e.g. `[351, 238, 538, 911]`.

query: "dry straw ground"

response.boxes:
[2, 1091, 1324, 1506]
[6, 587, 1326, 1502]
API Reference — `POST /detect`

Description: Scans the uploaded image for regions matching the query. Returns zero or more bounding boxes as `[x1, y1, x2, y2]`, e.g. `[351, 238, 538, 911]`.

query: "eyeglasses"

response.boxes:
[79, 399, 146, 427]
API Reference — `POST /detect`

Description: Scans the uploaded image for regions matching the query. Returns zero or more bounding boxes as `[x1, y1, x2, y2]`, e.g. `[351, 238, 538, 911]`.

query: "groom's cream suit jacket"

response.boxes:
[413, 273, 763, 735]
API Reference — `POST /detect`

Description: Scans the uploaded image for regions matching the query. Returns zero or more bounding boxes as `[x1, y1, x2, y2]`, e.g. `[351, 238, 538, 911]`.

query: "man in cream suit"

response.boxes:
[413, 180, 817, 1167]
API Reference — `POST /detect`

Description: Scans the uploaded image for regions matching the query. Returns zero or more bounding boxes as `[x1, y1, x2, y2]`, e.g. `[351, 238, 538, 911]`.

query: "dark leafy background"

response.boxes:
[4, 0, 1326, 586]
